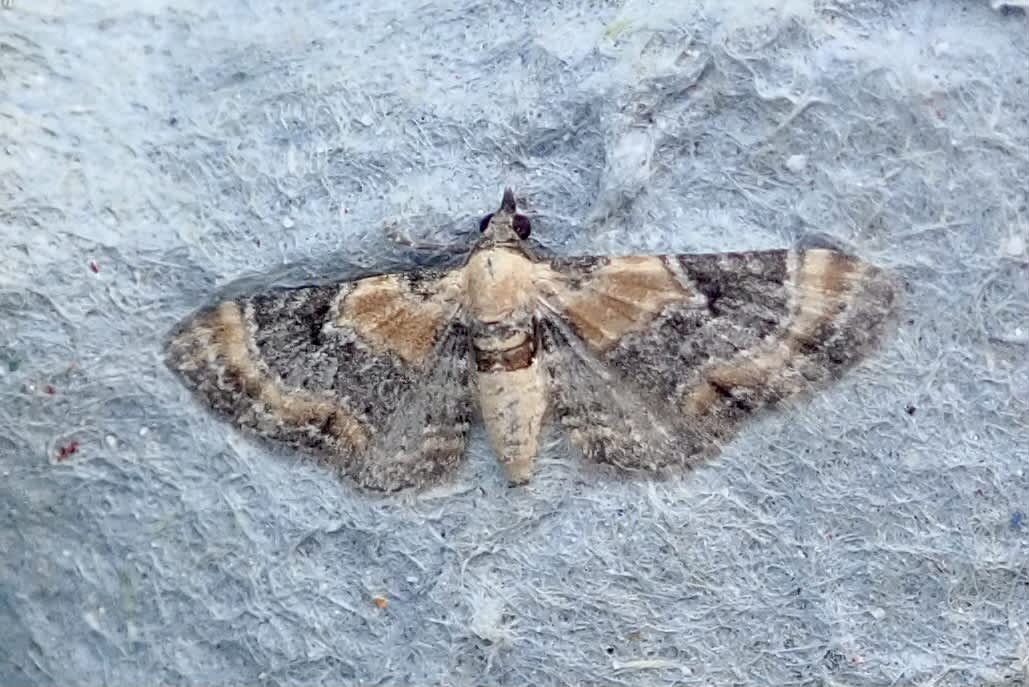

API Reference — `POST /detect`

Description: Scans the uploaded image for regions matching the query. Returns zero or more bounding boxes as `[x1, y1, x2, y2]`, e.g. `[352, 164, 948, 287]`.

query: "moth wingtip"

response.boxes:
[161, 304, 233, 385]
[162, 319, 194, 375]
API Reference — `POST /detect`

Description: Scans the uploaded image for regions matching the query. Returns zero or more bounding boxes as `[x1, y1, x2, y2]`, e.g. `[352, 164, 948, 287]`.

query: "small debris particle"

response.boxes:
[89, 260, 99, 273]
[1010, 511, 1026, 531]
[57, 440, 79, 461]
[1003, 233, 1026, 257]
[822, 648, 845, 671]
[6, 358, 19, 372]
[905, 404, 916, 415]
[785, 154, 808, 173]
[45, 384, 56, 395]
[372, 596, 388, 609]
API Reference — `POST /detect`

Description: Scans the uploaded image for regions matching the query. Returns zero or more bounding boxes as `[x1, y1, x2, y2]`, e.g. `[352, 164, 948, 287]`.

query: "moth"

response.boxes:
[167, 189, 896, 490]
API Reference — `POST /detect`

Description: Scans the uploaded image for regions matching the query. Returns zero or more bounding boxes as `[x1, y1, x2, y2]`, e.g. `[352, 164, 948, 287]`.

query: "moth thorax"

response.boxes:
[464, 247, 536, 321]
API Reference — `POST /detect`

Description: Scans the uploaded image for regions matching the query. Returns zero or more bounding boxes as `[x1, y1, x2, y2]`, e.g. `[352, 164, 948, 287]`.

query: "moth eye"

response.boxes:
[478, 213, 494, 232]
[512, 214, 531, 239]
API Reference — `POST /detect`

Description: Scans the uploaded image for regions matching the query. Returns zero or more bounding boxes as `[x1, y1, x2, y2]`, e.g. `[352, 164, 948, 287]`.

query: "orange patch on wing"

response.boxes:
[547, 256, 687, 352]
[683, 344, 792, 419]
[342, 273, 462, 366]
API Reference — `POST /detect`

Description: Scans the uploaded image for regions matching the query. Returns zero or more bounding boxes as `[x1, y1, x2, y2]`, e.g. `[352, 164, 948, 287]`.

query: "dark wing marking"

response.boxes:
[536, 249, 896, 471]
[166, 269, 471, 491]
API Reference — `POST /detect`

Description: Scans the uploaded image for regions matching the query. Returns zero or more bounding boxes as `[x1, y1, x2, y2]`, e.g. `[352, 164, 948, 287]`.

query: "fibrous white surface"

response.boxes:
[1, 1, 1026, 685]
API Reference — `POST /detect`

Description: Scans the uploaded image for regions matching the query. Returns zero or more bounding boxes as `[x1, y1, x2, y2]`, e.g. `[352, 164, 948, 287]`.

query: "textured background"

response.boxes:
[2, 1, 1027, 685]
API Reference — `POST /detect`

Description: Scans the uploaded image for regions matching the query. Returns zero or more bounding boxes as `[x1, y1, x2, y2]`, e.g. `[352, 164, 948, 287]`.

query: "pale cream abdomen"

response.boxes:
[476, 362, 546, 484]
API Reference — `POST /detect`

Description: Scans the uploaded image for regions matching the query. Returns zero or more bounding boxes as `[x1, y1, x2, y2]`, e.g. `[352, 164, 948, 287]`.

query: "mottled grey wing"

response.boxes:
[166, 269, 471, 491]
[537, 249, 896, 472]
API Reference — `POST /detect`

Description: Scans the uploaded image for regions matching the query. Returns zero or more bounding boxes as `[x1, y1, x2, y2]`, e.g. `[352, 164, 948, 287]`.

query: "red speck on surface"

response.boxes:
[57, 440, 79, 461]
[45, 385, 56, 395]
[89, 260, 99, 273]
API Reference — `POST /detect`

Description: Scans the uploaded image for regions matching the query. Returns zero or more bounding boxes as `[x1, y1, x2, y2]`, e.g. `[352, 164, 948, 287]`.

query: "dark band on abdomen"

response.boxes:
[474, 339, 536, 372]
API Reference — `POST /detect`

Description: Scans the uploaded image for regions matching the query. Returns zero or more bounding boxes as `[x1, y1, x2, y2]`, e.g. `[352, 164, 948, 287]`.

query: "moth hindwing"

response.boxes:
[167, 190, 896, 490]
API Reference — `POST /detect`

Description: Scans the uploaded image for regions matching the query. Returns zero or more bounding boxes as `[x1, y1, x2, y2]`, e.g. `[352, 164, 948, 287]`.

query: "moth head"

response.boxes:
[478, 188, 531, 243]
